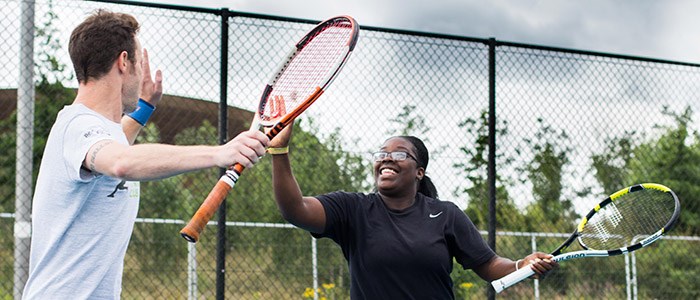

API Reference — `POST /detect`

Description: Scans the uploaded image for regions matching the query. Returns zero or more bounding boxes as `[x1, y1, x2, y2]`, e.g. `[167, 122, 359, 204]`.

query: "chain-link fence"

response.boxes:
[1, 0, 699, 299]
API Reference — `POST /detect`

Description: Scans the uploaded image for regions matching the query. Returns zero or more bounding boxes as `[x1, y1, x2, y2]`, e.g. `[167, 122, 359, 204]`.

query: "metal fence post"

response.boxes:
[625, 252, 631, 300]
[312, 237, 319, 300]
[188, 242, 198, 300]
[217, 8, 231, 300]
[15, 1, 35, 299]
[531, 234, 539, 300]
[631, 251, 638, 300]
[486, 36, 498, 300]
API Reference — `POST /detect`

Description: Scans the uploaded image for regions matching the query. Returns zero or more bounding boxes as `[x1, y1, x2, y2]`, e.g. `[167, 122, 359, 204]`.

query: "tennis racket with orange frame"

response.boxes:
[180, 15, 360, 243]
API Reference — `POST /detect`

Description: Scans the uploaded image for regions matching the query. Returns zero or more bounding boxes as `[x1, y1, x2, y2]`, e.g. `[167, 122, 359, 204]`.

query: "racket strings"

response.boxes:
[588, 204, 623, 244]
[580, 189, 676, 250]
[262, 22, 353, 122]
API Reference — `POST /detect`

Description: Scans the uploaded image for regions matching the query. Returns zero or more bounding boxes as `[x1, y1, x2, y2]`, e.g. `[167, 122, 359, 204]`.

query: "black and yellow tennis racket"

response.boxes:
[491, 183, 680, 293]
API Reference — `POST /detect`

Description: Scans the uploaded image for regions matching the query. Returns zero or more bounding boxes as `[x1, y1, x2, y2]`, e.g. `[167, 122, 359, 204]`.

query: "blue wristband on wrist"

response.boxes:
[128, 98, 155, 126]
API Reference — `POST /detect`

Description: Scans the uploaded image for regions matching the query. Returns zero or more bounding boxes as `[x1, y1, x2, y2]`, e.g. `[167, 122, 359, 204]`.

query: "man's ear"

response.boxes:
[116, 51, 129, 73]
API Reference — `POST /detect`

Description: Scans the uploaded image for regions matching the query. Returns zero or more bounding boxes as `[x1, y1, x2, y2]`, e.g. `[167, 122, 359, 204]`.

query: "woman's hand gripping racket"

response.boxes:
[180, 16, 360, 243]
[491, 183, 680, 293]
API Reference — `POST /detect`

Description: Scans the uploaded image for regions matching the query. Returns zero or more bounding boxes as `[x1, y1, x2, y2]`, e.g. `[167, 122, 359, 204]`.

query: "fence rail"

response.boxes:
[2, 213, 696, 299]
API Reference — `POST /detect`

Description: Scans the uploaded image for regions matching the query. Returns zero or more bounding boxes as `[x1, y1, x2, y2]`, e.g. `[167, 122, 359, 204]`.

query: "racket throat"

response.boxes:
[221, 169, 241, 188]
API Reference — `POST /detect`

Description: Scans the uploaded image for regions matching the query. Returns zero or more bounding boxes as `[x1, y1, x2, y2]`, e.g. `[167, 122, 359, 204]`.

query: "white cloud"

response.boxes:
[147, 0, 700, 63]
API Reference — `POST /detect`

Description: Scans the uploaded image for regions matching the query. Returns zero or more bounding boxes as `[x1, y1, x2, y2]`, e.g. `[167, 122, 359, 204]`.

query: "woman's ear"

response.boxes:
[416, 167, 425, 181]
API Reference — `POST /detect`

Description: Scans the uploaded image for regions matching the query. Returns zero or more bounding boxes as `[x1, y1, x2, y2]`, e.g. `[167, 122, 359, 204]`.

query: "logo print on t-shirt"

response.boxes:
[107, 180, 128, 197]
[83, 127, 110, 138]
[429, 211, 443, 218]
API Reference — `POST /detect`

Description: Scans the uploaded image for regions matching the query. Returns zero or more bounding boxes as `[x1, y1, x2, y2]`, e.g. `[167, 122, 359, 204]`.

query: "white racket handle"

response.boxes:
[491, 265, 535, 293]
[491, 249, 610, 293]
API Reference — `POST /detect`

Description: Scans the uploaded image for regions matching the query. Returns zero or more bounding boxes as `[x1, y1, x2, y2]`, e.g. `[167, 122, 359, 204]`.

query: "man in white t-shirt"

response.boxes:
[22, 10, 270, 299]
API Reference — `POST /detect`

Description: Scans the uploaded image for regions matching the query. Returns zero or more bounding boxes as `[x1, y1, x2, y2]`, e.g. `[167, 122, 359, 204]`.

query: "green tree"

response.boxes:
[0, 0, 75, 212]
[450, 110, 526, 296]
[220, 119, 371, 284]
[34, 0, 73, 84]
[130, 121, 218, 280]
[453, 110, 525, 230]
[583, 105, 699, 299]
[627, 106, 700, 235]
[229, 119, 371, 224]
[624, 106, 700, 300]
[518, 118, 576, 231]
[0, 114, 16, 211]
[137, 120, 218, 219]
[591, 106, 699, 235]
[590, 130, 637, 194]
[385, 104, 430, 138]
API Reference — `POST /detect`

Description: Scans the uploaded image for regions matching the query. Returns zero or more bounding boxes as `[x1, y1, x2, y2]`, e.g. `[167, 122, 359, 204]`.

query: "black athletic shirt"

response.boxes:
[312, 191, 496, 299]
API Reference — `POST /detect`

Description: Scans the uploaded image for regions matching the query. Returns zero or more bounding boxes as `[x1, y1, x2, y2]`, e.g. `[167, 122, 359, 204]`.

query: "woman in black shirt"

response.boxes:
[269, 126, 557, 299]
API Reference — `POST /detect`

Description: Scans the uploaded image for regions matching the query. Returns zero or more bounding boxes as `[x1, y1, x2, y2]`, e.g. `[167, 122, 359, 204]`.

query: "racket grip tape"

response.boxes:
[180, 172, 237, 243]
[491, 265, 536, 293]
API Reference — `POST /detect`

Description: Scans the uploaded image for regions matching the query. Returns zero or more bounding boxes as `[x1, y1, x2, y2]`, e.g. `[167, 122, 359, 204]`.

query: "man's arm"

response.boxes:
[83, 130, 269, 181]
[122, 115, 147, 145]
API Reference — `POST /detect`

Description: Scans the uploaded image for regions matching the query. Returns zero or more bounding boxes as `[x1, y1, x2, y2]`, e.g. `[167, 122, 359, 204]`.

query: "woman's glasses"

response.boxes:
[372, 151, 417, 162]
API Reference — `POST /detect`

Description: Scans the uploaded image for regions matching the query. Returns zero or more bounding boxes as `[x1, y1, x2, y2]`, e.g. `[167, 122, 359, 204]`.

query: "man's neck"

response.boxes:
[74, 78, 123, 122]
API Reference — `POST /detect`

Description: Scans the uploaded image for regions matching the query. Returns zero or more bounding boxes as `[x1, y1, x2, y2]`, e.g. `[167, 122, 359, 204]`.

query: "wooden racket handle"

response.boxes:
[180, 165, 244, 243]
[180, 115, 294, 243]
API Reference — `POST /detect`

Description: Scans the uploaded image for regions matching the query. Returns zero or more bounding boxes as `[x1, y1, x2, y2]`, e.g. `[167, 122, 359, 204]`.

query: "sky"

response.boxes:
[139, 0, 700, 211]
[4, 0, 697, 211]
[146, 0, 700, 64]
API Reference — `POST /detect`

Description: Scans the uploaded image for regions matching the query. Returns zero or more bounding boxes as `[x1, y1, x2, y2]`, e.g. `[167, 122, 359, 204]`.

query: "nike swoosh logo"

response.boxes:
[429, 211, 443, 218]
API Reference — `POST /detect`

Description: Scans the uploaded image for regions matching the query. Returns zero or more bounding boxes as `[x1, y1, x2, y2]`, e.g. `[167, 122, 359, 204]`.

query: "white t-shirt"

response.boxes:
[23, 104, 140, 300]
